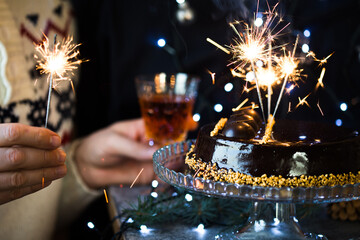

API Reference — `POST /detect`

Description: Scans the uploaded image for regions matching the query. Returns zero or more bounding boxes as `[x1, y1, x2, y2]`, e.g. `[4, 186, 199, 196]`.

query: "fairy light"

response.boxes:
[256, 60, 264, 67]
[193, 113, 201, 122]
[340, 102, 348, 111]
[302, 44, 310, 53]
[185, 193, 193, 202]
[151, 180, 159, 188]
[151, 192, 158, 198]
[254, 17, 263, 27]
[246, 71, 255, 81]
[126, 218, 134, 223]
[87, 222, 95, 229]
[224, 82, 233, 92]
[304, 29, 311, 37]
[195, 223, 205, 234]
[214, 104, 223, 112]
[157, 38, 166, 48]
[140, 225, 151, 234]
[336, 119, 343, 126]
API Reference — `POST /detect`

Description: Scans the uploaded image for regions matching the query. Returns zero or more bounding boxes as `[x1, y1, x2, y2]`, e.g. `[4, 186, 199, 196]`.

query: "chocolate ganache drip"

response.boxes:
[221, 109, 263, 140]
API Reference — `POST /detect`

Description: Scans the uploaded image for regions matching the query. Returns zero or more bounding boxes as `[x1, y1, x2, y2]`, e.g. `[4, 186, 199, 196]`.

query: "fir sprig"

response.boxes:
[114, 187, 251, 238]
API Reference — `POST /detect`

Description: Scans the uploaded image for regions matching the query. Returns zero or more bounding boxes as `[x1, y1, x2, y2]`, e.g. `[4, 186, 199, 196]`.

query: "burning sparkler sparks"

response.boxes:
[296, 93, 311, 109]
[103, 189, 109, 203]
[35, 34, 83, 128]
[130, 168, 144, 188]
[206, 1, 331, 143]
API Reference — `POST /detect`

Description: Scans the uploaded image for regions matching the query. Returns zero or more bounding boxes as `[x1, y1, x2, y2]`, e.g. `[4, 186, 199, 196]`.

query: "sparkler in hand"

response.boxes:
[35, 34, 82, 128]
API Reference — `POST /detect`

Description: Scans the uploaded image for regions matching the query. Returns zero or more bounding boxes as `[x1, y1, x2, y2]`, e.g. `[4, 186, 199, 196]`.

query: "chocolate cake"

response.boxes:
[185, 110, 360, 187]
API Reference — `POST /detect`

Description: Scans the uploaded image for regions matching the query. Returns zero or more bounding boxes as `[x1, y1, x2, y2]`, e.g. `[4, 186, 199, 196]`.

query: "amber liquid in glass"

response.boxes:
[139, 95, 194, 146]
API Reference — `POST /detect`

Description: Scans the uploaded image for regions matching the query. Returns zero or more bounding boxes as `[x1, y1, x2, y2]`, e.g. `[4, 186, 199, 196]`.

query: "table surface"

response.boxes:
[108, 185, 360, 240]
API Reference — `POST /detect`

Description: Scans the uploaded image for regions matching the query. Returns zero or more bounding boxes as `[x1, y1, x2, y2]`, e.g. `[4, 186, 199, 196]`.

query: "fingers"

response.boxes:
[0, 181, 52, 205]
[0, 123, 61, 149]
[109, 119, 146, 140]
[80, 160, 154, 188]
[0, 165, 67, 191]
[0, 147, 66, 171]
[106, 133, 157, 162]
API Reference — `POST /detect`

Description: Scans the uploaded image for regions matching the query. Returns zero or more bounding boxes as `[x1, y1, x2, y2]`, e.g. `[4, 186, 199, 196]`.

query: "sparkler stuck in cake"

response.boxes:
[185, 2, 360, 188]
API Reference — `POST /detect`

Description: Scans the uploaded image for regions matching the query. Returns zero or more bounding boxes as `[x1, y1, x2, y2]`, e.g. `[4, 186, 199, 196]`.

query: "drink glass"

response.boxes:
[135, 73, 200, 146]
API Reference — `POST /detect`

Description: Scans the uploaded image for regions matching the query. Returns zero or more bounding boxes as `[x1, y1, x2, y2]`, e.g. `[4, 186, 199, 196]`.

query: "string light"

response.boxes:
[336, 119, 343, 126]
[299, 135, 307, 140]
[87, 222, 95, 229]
[185, 193, 193, 202]
[302, 44, 310, 53]
[157, 38, 166, 48]
[126, 218, 134, 223]
[256, 60, 264, 67]
[151, 180, 159, 188]
[340, 102, 348, 111]
[224, 83, 233, 92]
[195, 223, 205, 234]
[246, 71, 255, 81]
[254, 17, 263, 27]
[151, 192, 158, 198]
[214, 104, 223, 112]
[140, 225, 151, 234]
[193, 113, 201, 122]
[304, 29, 311, 37]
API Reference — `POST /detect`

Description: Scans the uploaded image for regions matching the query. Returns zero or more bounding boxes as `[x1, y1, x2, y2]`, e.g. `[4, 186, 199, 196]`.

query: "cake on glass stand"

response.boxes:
[153, 140, 360, 240]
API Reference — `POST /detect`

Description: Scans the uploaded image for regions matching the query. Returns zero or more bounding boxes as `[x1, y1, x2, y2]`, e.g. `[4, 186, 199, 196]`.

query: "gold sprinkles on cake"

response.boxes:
[210, 118, 227, 137]
[185, 145, 360, 188]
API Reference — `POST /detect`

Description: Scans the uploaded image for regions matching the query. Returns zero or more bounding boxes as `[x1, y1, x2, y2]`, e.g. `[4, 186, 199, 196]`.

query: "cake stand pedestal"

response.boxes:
[153, 140, 360, 240]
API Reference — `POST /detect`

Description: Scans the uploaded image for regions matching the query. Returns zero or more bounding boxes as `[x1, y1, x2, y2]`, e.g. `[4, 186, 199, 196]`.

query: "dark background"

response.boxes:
[69, 0, 360, 238]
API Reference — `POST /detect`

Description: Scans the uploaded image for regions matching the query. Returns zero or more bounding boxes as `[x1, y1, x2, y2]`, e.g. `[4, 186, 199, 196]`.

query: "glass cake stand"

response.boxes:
[153, 140, 360, 240]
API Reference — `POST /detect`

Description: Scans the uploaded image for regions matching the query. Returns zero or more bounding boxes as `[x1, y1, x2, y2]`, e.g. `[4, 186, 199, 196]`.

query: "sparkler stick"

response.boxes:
[250, 61, 266, 121]
[44, 35, 57, 128]
[267, 40, 272, 119]
[272, 36, 299, 118]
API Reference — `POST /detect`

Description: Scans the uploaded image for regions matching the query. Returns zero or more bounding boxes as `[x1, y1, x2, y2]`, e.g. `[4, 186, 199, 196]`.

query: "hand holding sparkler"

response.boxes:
[0, 123, 67, 205]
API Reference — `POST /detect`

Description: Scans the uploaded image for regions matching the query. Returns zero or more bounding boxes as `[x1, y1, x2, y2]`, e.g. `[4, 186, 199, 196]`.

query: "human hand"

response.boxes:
[0, 123, 67, 205]
[75, 119, 158, 189]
